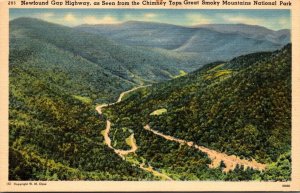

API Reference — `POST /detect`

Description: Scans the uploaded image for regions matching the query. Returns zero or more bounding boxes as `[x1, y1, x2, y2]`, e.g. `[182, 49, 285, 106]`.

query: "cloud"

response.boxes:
[185, 13, 214, 25]
[83, 16, 120, 24]
[221, 15, 266, 26]
[123, 13, 162, 23]
[144, 13, 158, 19]
[277, 17, 290, 29]
[34, 12, 54, 22]
[64, 13, 76, 23]
[39, 12, 54, 19]
[220, 14, 290, 30]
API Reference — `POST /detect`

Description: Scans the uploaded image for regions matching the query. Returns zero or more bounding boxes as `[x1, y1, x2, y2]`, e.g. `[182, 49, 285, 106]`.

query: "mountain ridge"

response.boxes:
[10, 17, 203, 90]
[77, 20, 289, 31]
[76, 20, 290, 62]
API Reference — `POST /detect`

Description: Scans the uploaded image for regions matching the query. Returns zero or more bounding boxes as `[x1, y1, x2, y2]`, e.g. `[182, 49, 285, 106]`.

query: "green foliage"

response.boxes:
[9, 37, 154, 180]
[72, 95, 92, 104]
[261, 152, 291, 181]
[10, 17, 202, 87]
[105, 45, 291, 181]
[173, 70, 188, 78]
[150, 108, 167, 116]
[9, 17, 291, 181]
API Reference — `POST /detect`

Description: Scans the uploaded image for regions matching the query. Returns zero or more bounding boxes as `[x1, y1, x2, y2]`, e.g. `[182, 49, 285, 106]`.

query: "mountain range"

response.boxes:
[10, 18, 205, 103]
[76, 21, 290, 61]
[9, 17, 291, 181]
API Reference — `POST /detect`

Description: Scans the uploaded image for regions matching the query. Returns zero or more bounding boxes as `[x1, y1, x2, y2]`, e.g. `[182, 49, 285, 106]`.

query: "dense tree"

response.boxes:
[9, 17, 291, 181]
[105, 45, 291, 181]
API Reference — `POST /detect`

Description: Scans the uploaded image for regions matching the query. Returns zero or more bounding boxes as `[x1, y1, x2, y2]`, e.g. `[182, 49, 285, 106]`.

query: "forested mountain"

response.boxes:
[9, 17, 291, 181]
[8, 18, 198, 180]
[10, 17, 202, 97]
[77, 21, 195, 50]
[76, 21, 290, 61]
[103, 45, 291, 180]
[198, 24, 290, 45]
[10, 18, 163, 180]
[9, 71, 155, 180]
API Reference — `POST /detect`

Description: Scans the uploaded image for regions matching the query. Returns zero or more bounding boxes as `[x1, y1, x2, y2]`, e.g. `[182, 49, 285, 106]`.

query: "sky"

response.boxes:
[10, 9, 290, 30]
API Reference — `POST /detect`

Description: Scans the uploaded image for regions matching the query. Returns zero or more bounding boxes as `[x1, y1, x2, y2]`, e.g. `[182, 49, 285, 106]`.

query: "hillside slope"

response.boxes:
[8, 17, 218, 181]
[9, 64, 155, 180]
[10, 18, 201, 91]
[77, 21, 194, 50]
[103, 45, 291, 180]
[9, 18, 202, 180]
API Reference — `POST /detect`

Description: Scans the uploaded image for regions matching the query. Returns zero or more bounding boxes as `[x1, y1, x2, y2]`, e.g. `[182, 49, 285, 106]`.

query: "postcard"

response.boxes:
[0, 0, 300, 191]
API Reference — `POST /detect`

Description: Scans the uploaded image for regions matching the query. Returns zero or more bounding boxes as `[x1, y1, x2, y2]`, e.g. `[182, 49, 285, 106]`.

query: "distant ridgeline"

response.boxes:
[76, 21, 290, 62]
[9, 17, 290, 181]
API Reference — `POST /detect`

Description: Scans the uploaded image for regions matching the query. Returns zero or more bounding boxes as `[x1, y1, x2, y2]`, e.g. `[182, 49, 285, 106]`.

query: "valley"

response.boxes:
[9, 16, 291, 181]
[96, 90, 172, 180]
[101, 44, 291, 181]
[96, 85, 266, 176]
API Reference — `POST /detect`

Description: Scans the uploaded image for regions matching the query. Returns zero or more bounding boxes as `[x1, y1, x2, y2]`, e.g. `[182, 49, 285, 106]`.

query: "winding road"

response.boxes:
[96, 85, 266, 180]
[144, 125, 266, 172]
[95, 86, 146, 157]
[96, 86, 172, 180]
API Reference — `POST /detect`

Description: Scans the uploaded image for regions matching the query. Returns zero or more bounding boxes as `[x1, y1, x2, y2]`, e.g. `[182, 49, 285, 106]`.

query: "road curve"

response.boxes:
[96, 86, 172, 180]
[96, 85, 149, 156]
[97, 84, 266, 176]
[144, 125, 266, 172]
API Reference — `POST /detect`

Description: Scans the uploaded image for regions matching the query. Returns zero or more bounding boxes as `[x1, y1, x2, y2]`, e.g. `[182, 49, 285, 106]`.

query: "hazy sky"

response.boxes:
[10, 9, 290, 30]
